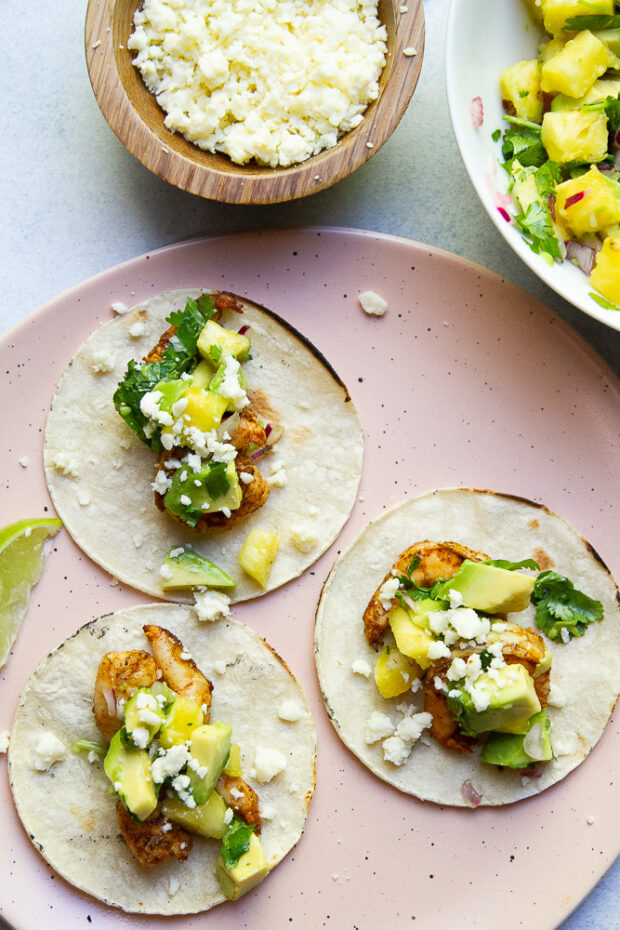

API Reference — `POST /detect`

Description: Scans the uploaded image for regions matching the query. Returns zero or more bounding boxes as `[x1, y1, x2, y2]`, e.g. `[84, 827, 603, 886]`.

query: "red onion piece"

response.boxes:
[250, 448, 264, 461]
[614, 150, 620, 171]
[564, 190, 587, 209]
[470, 96, 483, 128]
[566, 239, 597, 276]
[264, 422, 272, 439]
[498, 206, 511, 222]
[238, 325, 250, 335]
[461, 779, 482, 807]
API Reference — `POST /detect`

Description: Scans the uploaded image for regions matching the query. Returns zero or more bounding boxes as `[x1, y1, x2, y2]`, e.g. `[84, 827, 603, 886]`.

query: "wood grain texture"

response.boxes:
[85, 0, 425, 204]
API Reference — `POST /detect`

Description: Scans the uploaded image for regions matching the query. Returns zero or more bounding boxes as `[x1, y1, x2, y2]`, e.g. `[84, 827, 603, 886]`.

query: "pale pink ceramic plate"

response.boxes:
[1, 228, 619, 930]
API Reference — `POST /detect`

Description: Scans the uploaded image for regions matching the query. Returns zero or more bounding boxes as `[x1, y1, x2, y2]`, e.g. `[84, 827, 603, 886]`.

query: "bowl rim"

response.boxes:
[445, 0, 620, 332]
[85, 0, 425, 205]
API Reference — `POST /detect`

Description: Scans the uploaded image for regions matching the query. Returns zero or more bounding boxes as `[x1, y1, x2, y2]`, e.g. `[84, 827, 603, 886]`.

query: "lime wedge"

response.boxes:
[0, 517, 62, 667]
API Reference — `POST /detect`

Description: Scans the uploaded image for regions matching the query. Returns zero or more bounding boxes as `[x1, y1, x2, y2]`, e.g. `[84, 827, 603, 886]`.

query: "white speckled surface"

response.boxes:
[0, 0, 619, 927]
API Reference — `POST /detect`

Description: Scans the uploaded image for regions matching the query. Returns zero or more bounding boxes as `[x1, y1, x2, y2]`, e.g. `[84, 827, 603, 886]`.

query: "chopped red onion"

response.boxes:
[549, 193, 556, 222]
[614, 150, 620, 171]
[250, 448, 264, 461]
[461, 779, 482, 807]
[564, 190, 587, 209]
[566, 239, 596, 276]
[238, 325, 250, 335]
[498, 206, 511, 222]
[470, 96, 483, 129]
[264, 422, 272, 439]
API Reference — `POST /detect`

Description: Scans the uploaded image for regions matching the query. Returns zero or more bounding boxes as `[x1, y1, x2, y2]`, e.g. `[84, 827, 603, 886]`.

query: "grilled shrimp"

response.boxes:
[116, 801, 192, 866]
[142, 624, 213, 714]
[364, 541, 488, 647]
[216, 773, 262, 833]
[93, 651, 159, 741]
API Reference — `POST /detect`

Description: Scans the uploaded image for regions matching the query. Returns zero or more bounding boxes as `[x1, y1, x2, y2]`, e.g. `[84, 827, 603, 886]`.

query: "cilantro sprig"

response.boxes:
[395, 555, 447, 603]
[220, 818, 254, 869]
[113, 294, 216, 451]
[515, 201, 563, 261]
[564, 14, 620, 29]
[531, 571, 604, 642]
[482, 558, 540, 572]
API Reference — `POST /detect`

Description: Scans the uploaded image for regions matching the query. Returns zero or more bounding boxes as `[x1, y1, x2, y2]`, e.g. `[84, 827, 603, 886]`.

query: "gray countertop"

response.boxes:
[1, 0, 618, 927]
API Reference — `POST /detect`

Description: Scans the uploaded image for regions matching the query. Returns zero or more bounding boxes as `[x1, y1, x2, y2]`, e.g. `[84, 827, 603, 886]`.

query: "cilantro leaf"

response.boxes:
[479, 649, 494, 671]
[564, 14, 620, 29]
[590, 292, 620, 311]
[203, 461, 231, 500]
[395, 555, 448, 602]
[501, 122, 546, 173]
[113, 295, 215, 449]
[515, 201, 563, 261]
[221, 818, 254, 869]
[534, 161, 561, 199]
[491, 128, 501, 142]
[531, 571, 604, 642]
[482, 558, 540, 571]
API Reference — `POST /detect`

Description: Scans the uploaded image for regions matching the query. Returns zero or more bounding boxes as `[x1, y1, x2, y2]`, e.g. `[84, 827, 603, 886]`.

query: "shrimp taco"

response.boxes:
[8, 605, 316, 914]
[44, 290, 363, 604]
[314, 488, 620, 806]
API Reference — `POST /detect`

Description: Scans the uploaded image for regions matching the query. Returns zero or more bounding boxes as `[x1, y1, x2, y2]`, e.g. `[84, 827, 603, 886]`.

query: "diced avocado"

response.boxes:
[224, 743, 243, 777]
[160, 548, 236, 592]
[238, 529, 280, 588]
[541, 30, 613, 98]
[164, 460, 242, 527]
[161, 790, 229, 839]
[501, 59, 543, 122]
[590, 236, 620, 304]
[374, 645, 421, 699]
[103, 730, 158, 821]
[406, 597, 447, 630]
[159, 694, 205, 749]
[216, 832, 270, 901]
[594, 28, 620, 57]
[434, 561, 535, 614]
[541, 110, 608, 163]
[480, 709, 553, 768]
[123, 686, 167, 747]
[187, 722, 232, 806]
[197, 320, 251, 363]
[449, 664, 542, 737]
[388, 605, 434, 670]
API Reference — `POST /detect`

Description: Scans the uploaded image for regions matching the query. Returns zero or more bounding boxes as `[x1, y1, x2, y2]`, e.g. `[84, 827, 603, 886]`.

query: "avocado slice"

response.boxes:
[161, 790, 229, 839]
[160, 548, 236, 592]
[164, 460, 242, 527]
[388, 605, 435, 669]
[216, 832, 270, 900]
[448, 664, 541, 737]
[103, 730, 157, 821]
[187, 722, 232, 806]
[480, 709, 553, 769]
[434, 561, 535, 614]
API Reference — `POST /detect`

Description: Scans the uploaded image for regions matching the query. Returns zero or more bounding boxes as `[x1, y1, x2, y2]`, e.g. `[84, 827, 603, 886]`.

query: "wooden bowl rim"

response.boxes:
[84, 0, 425, 204]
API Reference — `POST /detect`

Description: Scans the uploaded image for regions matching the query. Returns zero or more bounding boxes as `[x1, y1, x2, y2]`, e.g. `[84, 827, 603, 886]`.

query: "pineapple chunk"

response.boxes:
[555, 166, 620, 235]
[540, 0, 614, 36]
[224, 743, 243, 777]
[590, 237, 620, 304]
[501, 60, 543, 122]
[541, 30, 613, 98]
[161, 386, 228, 445]
[159, 695, 205, 749]
[238, 528, 279, 588]
[540, 37, 567, 63]
[374, 646, 421, 699]
[551, 78, 620, 110]
[594, 28, 620, 57]
[197, 320, 251, 362]
[541, 110, 608, 162]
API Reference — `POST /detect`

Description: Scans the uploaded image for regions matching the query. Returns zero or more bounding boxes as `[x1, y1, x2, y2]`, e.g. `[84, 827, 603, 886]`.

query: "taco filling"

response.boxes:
[314, 489, 620, 806]
[90, 623, 267, 898]
[113, 292, 278, 531]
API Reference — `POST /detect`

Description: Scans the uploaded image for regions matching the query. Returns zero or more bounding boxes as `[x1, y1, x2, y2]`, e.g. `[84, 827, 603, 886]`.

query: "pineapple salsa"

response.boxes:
[497, 0, 620, 310]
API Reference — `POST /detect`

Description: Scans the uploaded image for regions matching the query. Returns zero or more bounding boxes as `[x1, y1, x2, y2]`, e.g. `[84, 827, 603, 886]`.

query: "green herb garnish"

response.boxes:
[482, 558, 540, 572]
[515, 201, 563, 261]
[221, 818, 254, 869]
[589, 292, 620, 311]
[531, 571, 604, 642]
[564, 14, 620, 29]
[71, 738, 107, 757]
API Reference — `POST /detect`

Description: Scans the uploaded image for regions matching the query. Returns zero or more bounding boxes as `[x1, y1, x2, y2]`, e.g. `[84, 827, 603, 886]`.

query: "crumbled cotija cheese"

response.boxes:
[128, 0, 387, 167]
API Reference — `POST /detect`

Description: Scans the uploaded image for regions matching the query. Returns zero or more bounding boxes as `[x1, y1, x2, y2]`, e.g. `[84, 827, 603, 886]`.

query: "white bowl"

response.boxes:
[446, 0, 620, 331]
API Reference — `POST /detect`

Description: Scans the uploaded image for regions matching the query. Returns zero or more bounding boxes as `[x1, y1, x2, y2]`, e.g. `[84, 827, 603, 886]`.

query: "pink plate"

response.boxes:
[1, 228, 619, 929]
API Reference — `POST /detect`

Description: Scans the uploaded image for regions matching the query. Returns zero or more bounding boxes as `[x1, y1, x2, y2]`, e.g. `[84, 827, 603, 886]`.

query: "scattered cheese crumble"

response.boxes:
[290, 523, 318, 553]
[364, 711, 394, 744]
[193, 588, 231, 622]
[278, 700, 304, 722]
[0, 731, 10, 753]
[358, 290, 388, 316]
[91, 349, 116, 373]
[128, 0, 387, 167]
[351, 658, 372, 678]
[253, 747, 287, 782]
[33, 732, 66, 771]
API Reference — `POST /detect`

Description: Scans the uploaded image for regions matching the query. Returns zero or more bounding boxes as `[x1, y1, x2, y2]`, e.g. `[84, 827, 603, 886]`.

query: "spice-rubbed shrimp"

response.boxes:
[216, 773, 262, 833]
[93, 650, 158, 741]
[142, 625, 213, 714]
[116, 801, 192, 866]
[364, 541, 488, 647]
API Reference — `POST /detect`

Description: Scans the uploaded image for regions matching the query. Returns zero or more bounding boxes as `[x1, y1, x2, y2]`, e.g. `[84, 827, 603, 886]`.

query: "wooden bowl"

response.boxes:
[85, 0, 425, 204]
